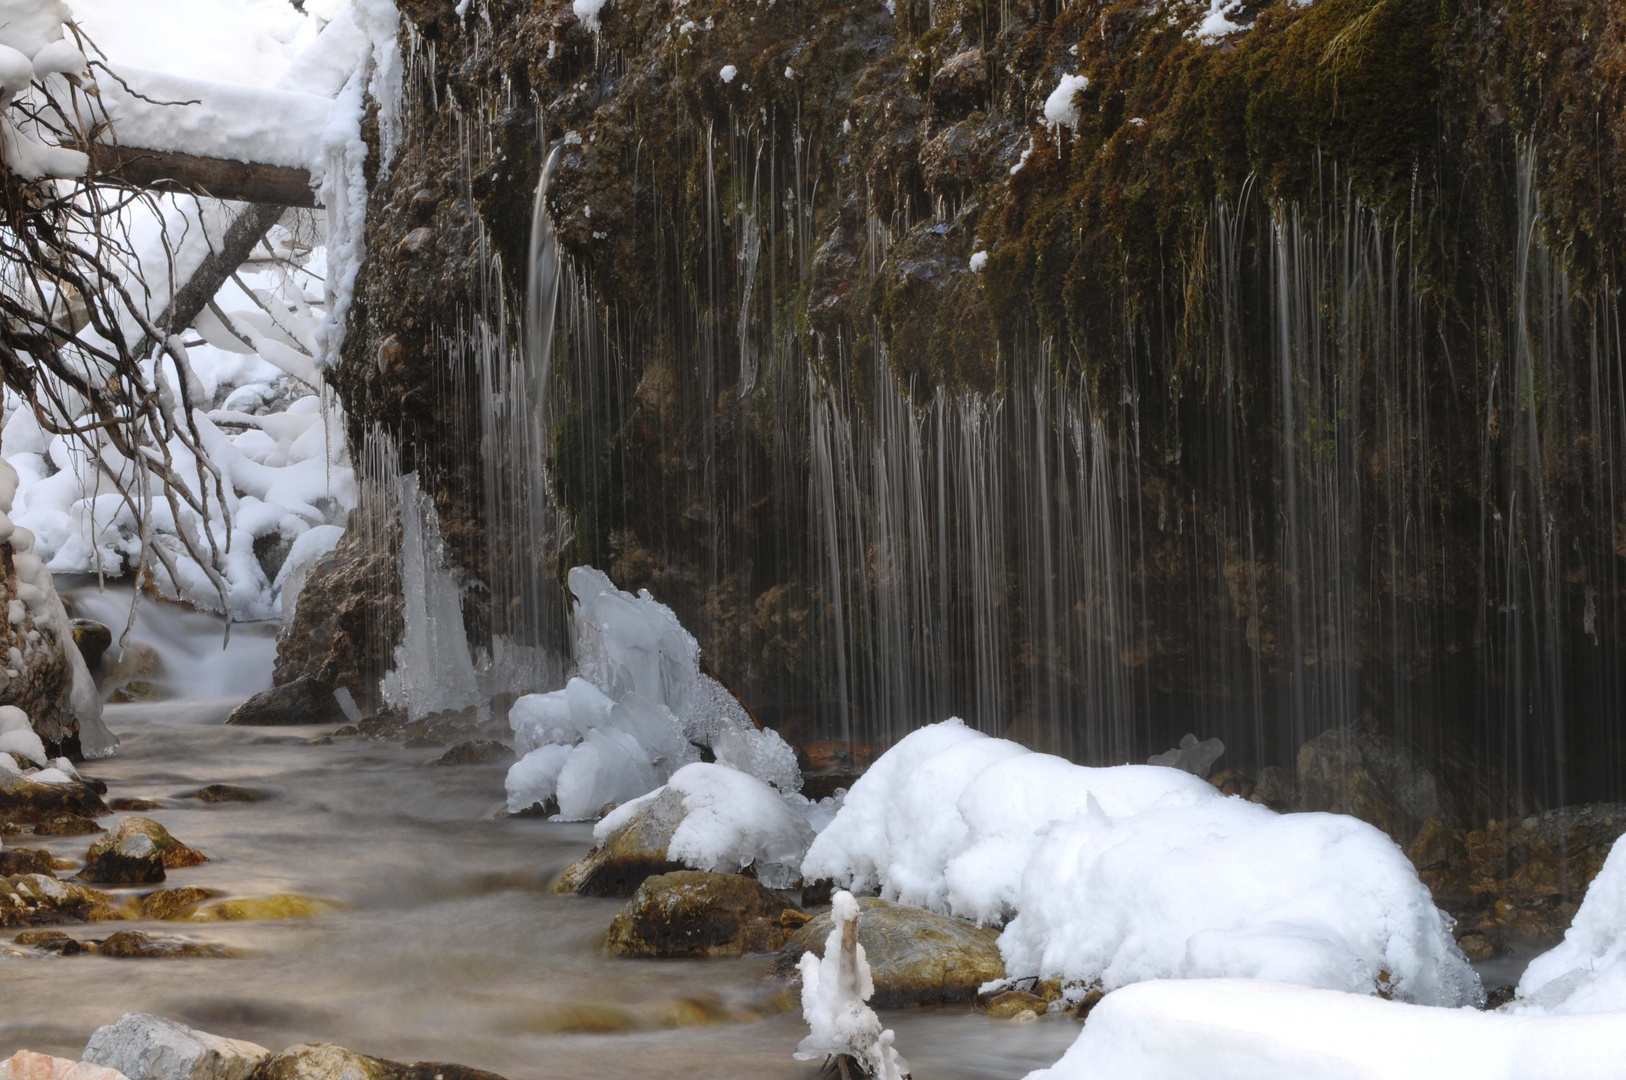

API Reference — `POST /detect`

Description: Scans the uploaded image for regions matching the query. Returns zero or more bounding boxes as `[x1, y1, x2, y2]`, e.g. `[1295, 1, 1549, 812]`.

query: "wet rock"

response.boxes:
[0, 775, 109, 825]
[33, 812, 108, 837]
[983, 990, 1047, 1020]
[773, 897, 1005, 1007]
[395, 227, 434, 258]
[77, 829, 165, 885]
[549, 787, 686, 896]
[0, 846, 56, 876]
[0, 1050, 129, 1080]
[800, 773, 860, 802]
[13, 928, 84, 954]
[183, 785, 265, 804]
[331, 726, 359, 737]
[1208, 768, 1255, 799]
[927, 48, 987, 122]
[191, 894, 343, 922]
[84, 1012, 268, 1080]
[1456, 930, 1496, 960]
[109, 798, 170, 812]
[357, 708, 407, 739]
[1248, 765, 1298, 812]
[401, 736, 444, 750]
[100, 644, 168, 702]
[96, 930, 242, 959]
[0, 873, 122, 925]
[84, 817, 207, 879]
[1294, 725, 1474, 844]
[225, 676, 348, 727]
[71, 620, 113, 671]
[605, 871, 800, 958]
[1416, 802, 1626, 946]
[246, 1043, 508, 1080]
[137, 886, 222, 921]
[427, 740, 510, 766]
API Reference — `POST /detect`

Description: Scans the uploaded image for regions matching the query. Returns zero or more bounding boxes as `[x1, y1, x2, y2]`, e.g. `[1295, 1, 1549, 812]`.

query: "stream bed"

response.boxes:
[1, 699, 1077, 1080]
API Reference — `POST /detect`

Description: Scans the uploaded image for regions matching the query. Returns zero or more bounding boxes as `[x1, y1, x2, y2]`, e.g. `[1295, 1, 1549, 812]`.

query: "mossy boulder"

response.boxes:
[773, 896, 1004, 1007]
[0, 873, 123, 925]
[136, 886, 222, 921]
[0, 775, 108, 826]
[80, 817, 207, 884]
[605, 871, 802, 958]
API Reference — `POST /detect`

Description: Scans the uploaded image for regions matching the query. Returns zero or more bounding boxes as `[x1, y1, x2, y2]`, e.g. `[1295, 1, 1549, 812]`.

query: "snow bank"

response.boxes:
[1025, 979, 1626, 1080]
[1512, 839, 1626, 1015]
[804, 719, 1479, 1007]
[594, 762, 815, 888]
[794, 891, 910, 1080]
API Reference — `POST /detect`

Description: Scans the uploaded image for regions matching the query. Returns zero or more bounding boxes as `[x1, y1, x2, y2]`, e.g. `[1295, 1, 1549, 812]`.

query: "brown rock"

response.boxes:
[183, 785, 265, 803]
[0, 846, 57, 877]
[137, 886, 221, 920]
[0, 775, 109, 825]
[605, 871, 798, 958]
[85, 817, 207, 873]
[550, 787, 687, 896]
[34, 812, 106, 835]
[428, 740, 511, 766]
[0, 873, 122, 925]
[983, 990, 1046, 1020]
[70, 620, 113, 670]
[225, 675, 347, 727]
[96, 929, 242, 959]
[108, 798, 169, 811]
[247, 1043, 508, 1080]
[773, 897, 1005, 1007]
[13, 928, 84, 954]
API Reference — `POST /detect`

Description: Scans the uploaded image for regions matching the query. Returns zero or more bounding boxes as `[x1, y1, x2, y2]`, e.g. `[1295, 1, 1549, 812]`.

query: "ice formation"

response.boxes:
[968, 250, 988, 273]
[505, 568, 803, 819]
[794, 891, 911, 1080]
[803, 719, 1480, 1007]
[594, 762, 817, 888]
[1042, 74, 1088, 135]
[1024, 979, 1626, 1080]
[1511, 839, 1626, 1015]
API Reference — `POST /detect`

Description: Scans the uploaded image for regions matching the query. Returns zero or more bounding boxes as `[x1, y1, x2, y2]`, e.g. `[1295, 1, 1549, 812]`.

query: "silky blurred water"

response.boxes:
[0, 698, 1076, 1080]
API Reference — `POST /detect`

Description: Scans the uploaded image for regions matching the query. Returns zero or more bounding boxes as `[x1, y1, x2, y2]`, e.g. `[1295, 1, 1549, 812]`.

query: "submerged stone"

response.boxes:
[605, 871, 800, 958]
[427, 740, 511, 766]
[246, 1043, 508, 1080]
[182, 785, 266, 804]
[137, 887, 222, 921]
[96, 930, 243, 960]
[191, 895, 343, 922]
[773, 897, 1005, 1007]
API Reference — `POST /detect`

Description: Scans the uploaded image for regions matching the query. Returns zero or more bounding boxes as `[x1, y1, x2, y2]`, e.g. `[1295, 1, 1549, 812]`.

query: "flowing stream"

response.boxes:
[1, 607, 1076, 1079]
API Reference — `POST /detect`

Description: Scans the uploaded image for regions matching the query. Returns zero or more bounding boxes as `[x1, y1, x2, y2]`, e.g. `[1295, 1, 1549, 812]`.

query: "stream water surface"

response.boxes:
[2, 696, 1077, 1079]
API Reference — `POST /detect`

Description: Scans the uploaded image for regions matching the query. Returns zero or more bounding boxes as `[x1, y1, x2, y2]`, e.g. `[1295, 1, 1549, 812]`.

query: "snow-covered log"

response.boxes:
[85, 144, 315, 208]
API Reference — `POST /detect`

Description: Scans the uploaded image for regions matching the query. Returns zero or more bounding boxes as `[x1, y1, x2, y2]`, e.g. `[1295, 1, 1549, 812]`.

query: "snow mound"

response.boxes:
[1025, 979, 1626, 1080]
[1512, 838, 1626, 1015]
[1043, 74, 1088, 134]
[594, 761, 815, 888]
[794, 891, 910, 1080]
[804, 719, 1480, 1006]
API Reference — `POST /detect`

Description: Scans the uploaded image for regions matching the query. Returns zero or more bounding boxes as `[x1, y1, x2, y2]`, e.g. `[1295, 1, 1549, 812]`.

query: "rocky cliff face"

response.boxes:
[296, 0, 1625, 804]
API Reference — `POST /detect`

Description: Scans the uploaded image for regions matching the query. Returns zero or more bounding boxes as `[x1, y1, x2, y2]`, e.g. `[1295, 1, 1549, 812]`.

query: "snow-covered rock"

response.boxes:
[804, 719, 1481, 1007]
[594, 762, 815, 888]
[1511, 838, 1626, 1015]
[82, 1014, 268, 1080]
[1024, 979, 1626, 1080]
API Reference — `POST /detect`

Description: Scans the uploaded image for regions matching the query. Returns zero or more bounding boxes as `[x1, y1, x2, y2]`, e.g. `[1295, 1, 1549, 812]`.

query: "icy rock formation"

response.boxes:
[804, 719, 1481, 1007]
[1510, 838, 1626, 1015]
[82, 1013, 268, 1080]
[505, 567, 801, 819]
[794, 891, 911, 1080]
[1025, 979, 1626, 1080]
[0, 458, 112, 758]
[593, 763, 815, 888]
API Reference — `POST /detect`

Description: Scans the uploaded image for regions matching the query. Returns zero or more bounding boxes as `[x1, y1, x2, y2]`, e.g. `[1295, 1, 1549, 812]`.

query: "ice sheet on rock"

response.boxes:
[712, 721, 801, 795]
[594, 762, 815, 887]
[1025, 979, 1626, 1080]
[504, 743, 573, 813]
[555, 728, 658, 820]
[0, 704, 46, 765]
[794, 891, 910, 1080]
[805, 719, 1478, 1006]
[569, 566, 701, 715]
[1512, 839, 1626, 1015]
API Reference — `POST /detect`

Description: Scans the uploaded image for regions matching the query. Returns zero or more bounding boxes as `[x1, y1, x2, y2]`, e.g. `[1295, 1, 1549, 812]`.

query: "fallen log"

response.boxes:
[88, 143, 316, 208]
